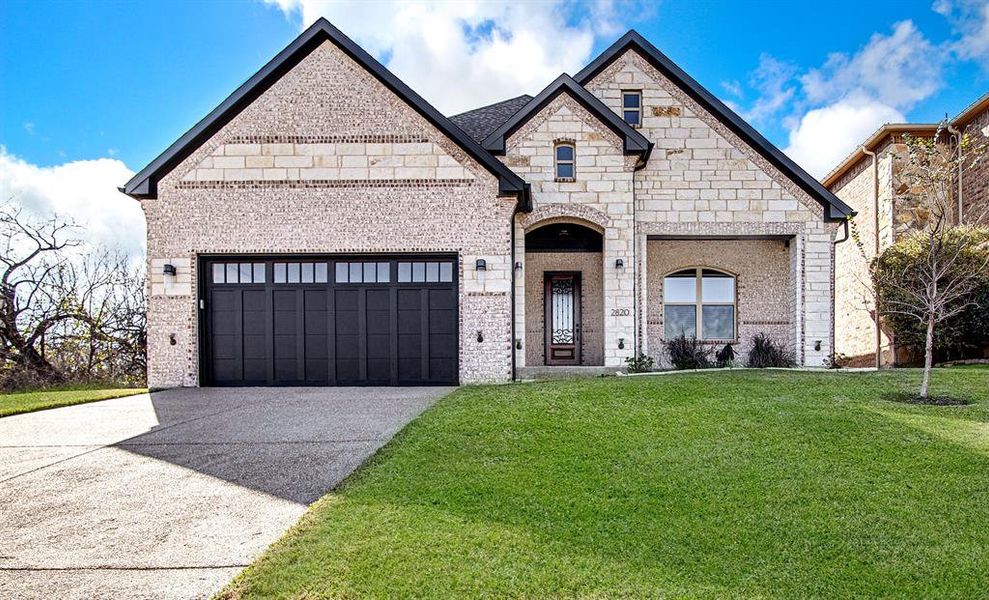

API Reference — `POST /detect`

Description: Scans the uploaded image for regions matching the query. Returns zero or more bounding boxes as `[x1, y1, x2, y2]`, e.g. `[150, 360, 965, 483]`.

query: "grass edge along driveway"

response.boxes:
[0, 386, 147, 418]
[220, 367, 989, 599]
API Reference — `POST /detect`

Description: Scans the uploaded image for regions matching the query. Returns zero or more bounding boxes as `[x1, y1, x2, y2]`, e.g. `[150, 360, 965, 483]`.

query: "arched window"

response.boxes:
[555, 143, 575, 181]
[663, 268, 736, 340]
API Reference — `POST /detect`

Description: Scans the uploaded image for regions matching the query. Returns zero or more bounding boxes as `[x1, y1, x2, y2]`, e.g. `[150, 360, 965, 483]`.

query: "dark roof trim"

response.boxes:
[481, 74, 652, 160]
[575, 31, 854, 220]
[123, 18, 526, 201]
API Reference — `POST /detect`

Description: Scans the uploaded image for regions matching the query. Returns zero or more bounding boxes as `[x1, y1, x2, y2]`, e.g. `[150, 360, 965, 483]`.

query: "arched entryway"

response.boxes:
[524, 221, 605, 366]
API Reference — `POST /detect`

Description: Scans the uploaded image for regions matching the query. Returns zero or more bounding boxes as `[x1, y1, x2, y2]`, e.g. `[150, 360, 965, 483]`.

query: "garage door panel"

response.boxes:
[428, 334, 457, 358]
[397, 289, 421, 310]
[428, 289, 456, 310]
[205, 256, 457, 386]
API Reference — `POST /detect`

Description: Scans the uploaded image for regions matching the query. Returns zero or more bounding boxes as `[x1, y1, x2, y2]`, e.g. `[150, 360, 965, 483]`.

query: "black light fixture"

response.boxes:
[815, 340, 822, 351]
[618, 338, 625, 349]
[476, 259, 487, 271]
[615, 258, 624, 269]
[515, 338, 522, 350]
[514, 261, 523, 271]
[163, 263, 177, 276]
[476, 330, 484, 343]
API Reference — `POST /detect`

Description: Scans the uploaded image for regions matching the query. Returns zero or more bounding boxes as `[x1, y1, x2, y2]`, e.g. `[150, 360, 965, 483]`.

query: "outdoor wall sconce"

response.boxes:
[477, 330, 484, 343]
[476, 259, 487, 271]
[515, 338, 522, 350]
[815, 340, 822, 351]
[163, 263, 177, 276]
[618, 338, 625, 349]
[169, 333, 177, 346]
[615, 258, 624, 269]
[514, 261, 523, 271]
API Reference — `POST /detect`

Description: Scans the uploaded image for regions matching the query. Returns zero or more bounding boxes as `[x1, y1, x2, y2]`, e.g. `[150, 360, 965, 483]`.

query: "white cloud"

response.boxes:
[801, 20, 944, 111]
[0, 148, 145, 260]
[263, 0, 635, 114]
[783, 96, 904, 178]
[936, 0, 989, 69]
[742, 54, 798, 124]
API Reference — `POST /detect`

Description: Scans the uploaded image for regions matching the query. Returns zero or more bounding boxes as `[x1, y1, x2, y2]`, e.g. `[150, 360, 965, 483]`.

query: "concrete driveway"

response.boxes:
[0, 386, 450, 599]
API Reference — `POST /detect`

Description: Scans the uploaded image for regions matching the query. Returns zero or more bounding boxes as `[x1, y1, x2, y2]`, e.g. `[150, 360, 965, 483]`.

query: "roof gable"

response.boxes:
[575, 31, 853, 220]
[123, 18, 526, 200]
[481, 74, 652, 158]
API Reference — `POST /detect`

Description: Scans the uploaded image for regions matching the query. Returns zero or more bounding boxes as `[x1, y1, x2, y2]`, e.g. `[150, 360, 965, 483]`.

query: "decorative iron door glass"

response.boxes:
[545, 272, 581, 365]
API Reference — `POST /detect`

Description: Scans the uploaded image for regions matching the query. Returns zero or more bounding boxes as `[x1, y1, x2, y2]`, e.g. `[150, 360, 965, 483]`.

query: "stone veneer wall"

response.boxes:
[143, 40, 516, 387]
[647, 239, 791, 365]
[502, 93, 637, 367]
[523, 251, 605, 366]
[585, 49, 839, 366]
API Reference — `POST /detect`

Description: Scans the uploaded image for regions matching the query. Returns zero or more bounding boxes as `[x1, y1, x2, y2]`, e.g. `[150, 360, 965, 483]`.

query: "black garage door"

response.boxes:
[202, 256, 458, 386]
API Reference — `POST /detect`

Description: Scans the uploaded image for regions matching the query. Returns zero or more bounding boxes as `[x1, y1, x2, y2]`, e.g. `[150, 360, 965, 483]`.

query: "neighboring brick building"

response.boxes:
[124, 19, 853, 388]
[825, 92, 989, 366]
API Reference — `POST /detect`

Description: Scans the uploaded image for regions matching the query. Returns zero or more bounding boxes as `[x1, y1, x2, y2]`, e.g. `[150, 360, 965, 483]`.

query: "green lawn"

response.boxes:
[0, 385, 147, 418]
[222, 368, 989, 599]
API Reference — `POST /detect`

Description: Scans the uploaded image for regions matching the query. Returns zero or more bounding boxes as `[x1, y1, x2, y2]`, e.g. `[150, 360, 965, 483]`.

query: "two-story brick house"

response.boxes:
[123, 19, 853, 387]
[826, 92, 989, 366]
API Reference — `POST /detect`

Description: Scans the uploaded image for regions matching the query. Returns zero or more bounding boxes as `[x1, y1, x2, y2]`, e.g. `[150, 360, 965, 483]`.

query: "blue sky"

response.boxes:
[1, 0, 987, 255]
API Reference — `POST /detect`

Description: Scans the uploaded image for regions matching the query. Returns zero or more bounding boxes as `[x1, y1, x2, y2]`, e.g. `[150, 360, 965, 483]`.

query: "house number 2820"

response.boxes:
[611, 308, 631, 316]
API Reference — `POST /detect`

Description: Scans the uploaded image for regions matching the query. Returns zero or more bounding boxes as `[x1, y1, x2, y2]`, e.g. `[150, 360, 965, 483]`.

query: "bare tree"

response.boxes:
[0, 203, 85, 383]
[0, 203, 147, 388]
[871, 125, 989, 399]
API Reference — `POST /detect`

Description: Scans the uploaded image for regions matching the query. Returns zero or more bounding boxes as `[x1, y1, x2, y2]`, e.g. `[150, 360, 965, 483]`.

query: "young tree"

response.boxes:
[871, 124, 989, 399]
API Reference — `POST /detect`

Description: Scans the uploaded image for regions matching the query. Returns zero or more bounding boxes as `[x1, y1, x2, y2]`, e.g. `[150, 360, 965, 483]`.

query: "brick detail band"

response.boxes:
[176, 178, 476, 190]
[224, 134, 430, 144]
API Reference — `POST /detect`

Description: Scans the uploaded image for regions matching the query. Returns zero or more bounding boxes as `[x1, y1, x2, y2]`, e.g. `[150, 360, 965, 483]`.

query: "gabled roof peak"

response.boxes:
[122, 18, 526, 201]
[480, 73, 652, 158]
[575, 28, 853, 220]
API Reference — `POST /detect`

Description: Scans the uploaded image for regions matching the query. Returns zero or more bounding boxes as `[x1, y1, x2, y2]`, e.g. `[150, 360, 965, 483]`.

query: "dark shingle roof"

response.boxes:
[449, 95, 533, 143]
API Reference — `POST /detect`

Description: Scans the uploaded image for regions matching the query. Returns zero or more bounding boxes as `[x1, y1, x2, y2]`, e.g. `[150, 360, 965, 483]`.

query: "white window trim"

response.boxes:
[662, 266, 738, 341]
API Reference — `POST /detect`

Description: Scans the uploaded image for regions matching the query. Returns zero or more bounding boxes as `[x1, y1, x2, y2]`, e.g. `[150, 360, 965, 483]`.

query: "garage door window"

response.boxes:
[212, 262, 265, 284]
[397, 261, 453, 283]
[273, 262, 329, 284]
[335, 261, 390, 283]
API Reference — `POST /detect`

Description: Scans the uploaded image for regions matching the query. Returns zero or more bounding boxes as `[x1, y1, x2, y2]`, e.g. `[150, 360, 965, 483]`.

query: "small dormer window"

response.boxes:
[555, 143, 575, 181]
[622, 91, 642, 127]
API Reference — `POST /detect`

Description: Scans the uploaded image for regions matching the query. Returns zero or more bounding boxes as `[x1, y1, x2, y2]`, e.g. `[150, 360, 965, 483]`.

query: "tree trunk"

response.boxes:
[919, 314, 935, 399]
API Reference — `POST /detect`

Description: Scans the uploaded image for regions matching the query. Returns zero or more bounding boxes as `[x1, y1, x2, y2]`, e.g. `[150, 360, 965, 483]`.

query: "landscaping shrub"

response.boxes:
[715, 343, 735, 368]
[664, 334, 712, 370]
[746, 334, 795, 368]
[625, 353, 655, 373]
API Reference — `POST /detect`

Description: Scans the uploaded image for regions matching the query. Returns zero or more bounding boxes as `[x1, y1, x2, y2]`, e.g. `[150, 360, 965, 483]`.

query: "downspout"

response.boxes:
[947, 124, 963, 224]
[860, 145, 881, 369]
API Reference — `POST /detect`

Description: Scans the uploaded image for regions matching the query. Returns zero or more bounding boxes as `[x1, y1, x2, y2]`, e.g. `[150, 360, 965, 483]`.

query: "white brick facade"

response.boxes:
[132, 23, 847, 387]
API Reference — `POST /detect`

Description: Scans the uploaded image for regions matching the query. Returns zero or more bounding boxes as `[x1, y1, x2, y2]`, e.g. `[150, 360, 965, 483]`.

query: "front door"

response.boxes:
[544, 272, 581, 365]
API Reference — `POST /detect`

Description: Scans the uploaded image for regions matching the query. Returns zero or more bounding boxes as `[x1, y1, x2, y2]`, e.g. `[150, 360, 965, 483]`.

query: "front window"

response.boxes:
[554, 143, 575, 181]
[663, 268, 736, 340]
[622, 91, 642, 126]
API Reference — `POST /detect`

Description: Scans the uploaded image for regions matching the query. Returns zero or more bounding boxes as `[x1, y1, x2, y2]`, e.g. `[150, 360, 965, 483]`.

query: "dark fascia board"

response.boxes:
[575, 30, 855, 221]
[123, 18, 526, 201]
[481, 74, 652, 159]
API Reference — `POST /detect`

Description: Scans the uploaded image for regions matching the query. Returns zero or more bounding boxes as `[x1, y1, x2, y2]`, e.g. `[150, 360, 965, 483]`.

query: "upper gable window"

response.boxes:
[555, 143, 575, 181]
[622, 91, 642, 127]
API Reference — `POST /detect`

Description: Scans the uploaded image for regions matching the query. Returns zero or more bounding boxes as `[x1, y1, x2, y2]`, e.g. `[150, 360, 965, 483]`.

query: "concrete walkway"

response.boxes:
[0, 386, 450, 599]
